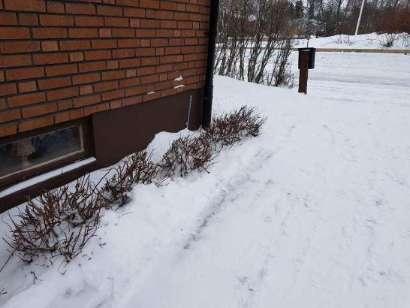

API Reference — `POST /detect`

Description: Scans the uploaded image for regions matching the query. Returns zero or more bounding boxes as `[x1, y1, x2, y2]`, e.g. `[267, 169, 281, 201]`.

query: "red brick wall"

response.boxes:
[0, 0, 210, 138]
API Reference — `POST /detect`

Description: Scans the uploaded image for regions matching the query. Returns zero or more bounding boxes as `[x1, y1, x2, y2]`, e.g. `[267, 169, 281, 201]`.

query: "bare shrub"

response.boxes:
[102, 151, 158, 206]
[205, 106, 265, 148]
[215, 0, 294, 87]
[5, 176, 104, 263]
[160, 136, 213, 178]
[3, 107, 265, 265]
[379, 33, 400, 48]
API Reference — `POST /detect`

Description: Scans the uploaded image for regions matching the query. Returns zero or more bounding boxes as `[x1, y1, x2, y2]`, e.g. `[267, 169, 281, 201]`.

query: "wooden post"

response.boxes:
[298, 52, 309, 94]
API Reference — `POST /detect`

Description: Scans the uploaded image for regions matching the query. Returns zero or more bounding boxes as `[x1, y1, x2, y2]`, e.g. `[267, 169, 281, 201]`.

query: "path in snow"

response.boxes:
[123, 53, 410, 308]
[1, 52, 410, 308]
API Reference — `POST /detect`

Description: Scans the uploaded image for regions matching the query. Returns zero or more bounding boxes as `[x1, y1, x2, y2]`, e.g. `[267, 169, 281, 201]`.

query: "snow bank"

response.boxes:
[294, 32, 409, 50]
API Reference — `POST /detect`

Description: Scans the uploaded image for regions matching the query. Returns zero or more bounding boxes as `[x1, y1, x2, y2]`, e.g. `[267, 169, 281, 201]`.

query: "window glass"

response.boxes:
[0, 126, 84, 179]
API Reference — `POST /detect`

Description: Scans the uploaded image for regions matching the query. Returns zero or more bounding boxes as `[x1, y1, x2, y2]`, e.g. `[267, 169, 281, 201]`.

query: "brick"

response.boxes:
[117, 39, 140, 48]
[135, 48, 155, 57]
[111, 28, 135, 38]
[0, 98, 6, 110]
[33, 28, 67, 39]
[122, 95, 142, 106]
[140, 0, 159, 9]
[140, 19, 159, 28]
[178, 21, 193, 29]
[84, 50, 111, 61]
[47, 1, 65, 14]
[38, 77, 71, 90]
[119, 77, 139, 88]
[54, 108, 83, 123]
[18, 13, 39, 26]
[160, 1, 177, 10]
[112, 49, 135, 59]
[40, 14, 74, 26]
[123, 7, 145, 17]
[106, 60, 119, 70]
[65, 3, 96, 15]
[146, 9, 173, 20]
[99, 28, 112, 38]
[101, 70, 125, 81]
[4, 0, 45, 12]
[97, 5, 123, 16]
[69, 52, 84, 62]
[54, 111, 70, 124]
[47, 87, 79, 101]
[160, 20, 177, 29]
[72, 72, 100, 85]
[165, 46, 181, 55]
[0, 54, 32, 68]
[105, 17, 129, 27]
[75, 16, 104, 27]
[83, 103, 109, 116]
[160, 55, 183, 64]
[60, 40, 91, 51]
[140, 56, 157, 66]
[33, 53, 68, 65]
[0, 12, 18, 25]
[125, 85, 145, 97]
[0, 123, 18, 137]
[135, 29, 155, 37]
[110, 99, 122, 109]
[0, 83, 17, 97]
[116, 0, 141, 7]
[73, 94, 100, 107]
[19, 116, 54, 133]
[126, 69, 137, 77]
[8, 92, 45, 108]
[137, 66, 155, 76]
[80, 85, 93, 95]
[18, 81, 37, 93]
[91, 39, 116, 49]
[41, 41, 59, 52]
[46, 64, 77, 77]
[93, 80, 117, 92]
[140, 74, 158, 84]
[130, 18, 139, 28]
[79, 61, 106, 73]
[119, 58, 141, 68]
[6, 67, 44, 81]
[102, 89, 125, 101]
[57, 99, 73, 111]
[0, 27, 30, 39]
[69, 28, 99, 38]
[151, 38, 168, 47]
[22, 102, 57, 118]
[0, 40, 40, 55]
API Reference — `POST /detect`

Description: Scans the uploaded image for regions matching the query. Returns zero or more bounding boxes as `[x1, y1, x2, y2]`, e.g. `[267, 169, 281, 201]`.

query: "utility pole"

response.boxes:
[355, 0, 366, 35]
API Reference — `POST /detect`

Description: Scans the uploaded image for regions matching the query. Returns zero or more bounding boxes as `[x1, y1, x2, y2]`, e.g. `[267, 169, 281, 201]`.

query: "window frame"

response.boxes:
[0, 119, 94, 191]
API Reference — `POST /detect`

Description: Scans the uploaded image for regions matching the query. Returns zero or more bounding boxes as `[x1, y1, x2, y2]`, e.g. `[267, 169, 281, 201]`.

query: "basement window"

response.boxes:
[0, 125, 85, 180]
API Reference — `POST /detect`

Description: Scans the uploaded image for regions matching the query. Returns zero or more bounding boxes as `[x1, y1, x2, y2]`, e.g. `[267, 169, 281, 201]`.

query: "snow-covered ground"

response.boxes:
[1, 52, 410, 308]
[294, 32, 409, 49]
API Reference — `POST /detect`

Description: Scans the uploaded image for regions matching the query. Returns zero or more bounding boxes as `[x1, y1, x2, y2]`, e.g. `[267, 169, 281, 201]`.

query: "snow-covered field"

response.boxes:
[1, 52, 410, 308]
[294, 32, 409, 50]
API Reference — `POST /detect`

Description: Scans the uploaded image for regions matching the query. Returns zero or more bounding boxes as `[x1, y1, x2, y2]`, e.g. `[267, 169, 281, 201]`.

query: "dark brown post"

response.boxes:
[298, 47, 316, 94]
[298, 51, 309, 94]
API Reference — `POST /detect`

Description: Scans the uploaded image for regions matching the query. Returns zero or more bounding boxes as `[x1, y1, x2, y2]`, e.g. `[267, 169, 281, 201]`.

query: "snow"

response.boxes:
[1, 52, 410, 308]
[294, 32, 409, 50]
